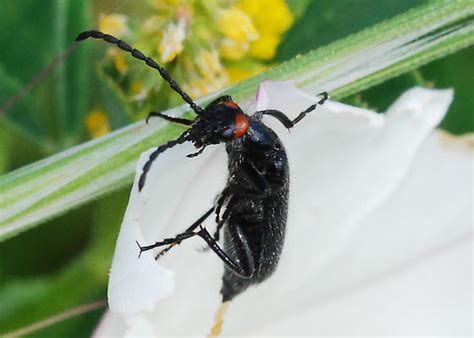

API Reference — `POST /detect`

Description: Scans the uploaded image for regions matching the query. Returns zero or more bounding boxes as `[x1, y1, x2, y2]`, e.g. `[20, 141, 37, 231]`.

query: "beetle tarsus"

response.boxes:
[136, 240, 144, 259]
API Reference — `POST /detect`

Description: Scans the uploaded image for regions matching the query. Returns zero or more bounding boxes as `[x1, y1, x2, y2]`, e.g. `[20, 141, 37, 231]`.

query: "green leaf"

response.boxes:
[0, 0, 90, 151]
[285, 0, 312, 19]
[347, 46, 474, 135]
[0, 189, 128, 337]
[0, 62, 46, 143]
[278, 0, 427, 61]
[428, 47, 474, 134]
[0, 0, 473, 241]
[95, 65, 135, 129]
[59, 1, 92, 143]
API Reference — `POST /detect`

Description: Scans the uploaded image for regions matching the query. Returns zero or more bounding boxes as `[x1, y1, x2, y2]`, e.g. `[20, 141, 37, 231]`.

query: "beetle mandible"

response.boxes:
[76, 30, 328, 335]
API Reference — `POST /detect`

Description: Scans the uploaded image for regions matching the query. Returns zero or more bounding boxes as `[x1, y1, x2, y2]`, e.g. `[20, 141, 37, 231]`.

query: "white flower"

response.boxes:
[94, 82, 472, 337]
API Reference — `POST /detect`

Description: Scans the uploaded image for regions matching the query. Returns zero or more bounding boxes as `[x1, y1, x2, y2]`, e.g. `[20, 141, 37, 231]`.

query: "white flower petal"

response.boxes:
[93, 311, 126, 338]
[93, 311, 158, 338]
[250, 237, 472, 336]
[250, 80, 383, 126]
[250, 80, 316, 114]
[107, 154, 175, 315]
[225, 130, 473, 336]
[99, 82, 470, 337]
[277, 87, 453, 279]
[107, 139, 227, 334]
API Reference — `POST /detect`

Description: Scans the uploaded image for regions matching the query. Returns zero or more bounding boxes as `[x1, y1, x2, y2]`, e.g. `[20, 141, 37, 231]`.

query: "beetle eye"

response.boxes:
[222, 128, 234, 139]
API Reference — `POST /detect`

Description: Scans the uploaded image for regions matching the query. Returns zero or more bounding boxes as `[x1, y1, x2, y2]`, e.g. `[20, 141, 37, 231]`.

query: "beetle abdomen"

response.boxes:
[221, 131, 289, 301]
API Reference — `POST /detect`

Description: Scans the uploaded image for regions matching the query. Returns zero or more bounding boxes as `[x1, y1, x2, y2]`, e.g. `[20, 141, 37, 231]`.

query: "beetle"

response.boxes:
[76, 30, 328, 334]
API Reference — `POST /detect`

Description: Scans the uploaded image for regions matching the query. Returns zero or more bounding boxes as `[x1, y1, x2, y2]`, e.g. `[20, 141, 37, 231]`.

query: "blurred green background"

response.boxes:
[0, 1, 472, 337]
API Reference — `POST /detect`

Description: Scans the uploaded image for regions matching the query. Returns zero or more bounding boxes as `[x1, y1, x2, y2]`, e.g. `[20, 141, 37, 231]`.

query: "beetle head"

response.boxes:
[188, 95, 250, 148]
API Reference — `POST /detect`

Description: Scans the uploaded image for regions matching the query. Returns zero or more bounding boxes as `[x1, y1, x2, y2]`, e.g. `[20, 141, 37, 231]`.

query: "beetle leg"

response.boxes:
[136, 231, 197, 259]
[136, 207, 214, 260]
[254, 109, 294, 128]
[215, 187, 231, 224]
[291, 91, 328, 125]
[200, 196, 235, 252]
[197, 224, 255, 279]
[139, 209, 255, 278]
[213, 200, 234, 242]
[186, 145, 207, 158]
[255, 91, 328, 128]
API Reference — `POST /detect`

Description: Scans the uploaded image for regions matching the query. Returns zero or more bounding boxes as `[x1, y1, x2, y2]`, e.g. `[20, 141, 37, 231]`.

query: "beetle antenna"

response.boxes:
[75, 30, 204, 116]
[138, 131, 191, 191]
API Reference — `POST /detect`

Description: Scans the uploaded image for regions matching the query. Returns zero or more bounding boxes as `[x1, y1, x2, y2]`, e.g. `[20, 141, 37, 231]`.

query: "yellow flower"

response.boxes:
[217, 8, 258, 42]
[227, 63, 268, 83]
[85, 110, 111, 138]
[219, 38, 249, 60]
[99, 14, 129, 38]
[236, 0, 259, 17]
[158, 19, 186, 63]
[239, 0, 294, 60]
[150, 0, 185, 9]
[249, 34, 280, 60]
[100, 0, 295, 111]
[241, 0, 293, 35]
[130, 81, 148, 101]
[114, 53, 127, 73]
[130, 81, 144, 94]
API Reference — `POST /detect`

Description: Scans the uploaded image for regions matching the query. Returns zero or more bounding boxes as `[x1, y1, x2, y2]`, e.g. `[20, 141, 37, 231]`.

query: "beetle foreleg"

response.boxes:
[186, 145, 207, 158]
[291, 91, 329, 125]
[255, 91, 329, 128]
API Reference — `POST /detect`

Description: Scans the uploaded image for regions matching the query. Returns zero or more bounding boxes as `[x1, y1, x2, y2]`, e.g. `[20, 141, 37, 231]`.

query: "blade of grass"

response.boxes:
[0, 0, 472, 240]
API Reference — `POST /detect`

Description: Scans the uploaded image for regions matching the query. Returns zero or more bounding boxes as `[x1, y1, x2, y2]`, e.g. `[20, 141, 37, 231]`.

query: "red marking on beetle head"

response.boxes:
[223, 101, 240, 110]
[234, 113, 249, 138]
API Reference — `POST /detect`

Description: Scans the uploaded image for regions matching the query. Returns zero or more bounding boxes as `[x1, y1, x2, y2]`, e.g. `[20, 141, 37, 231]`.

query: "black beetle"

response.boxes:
[76, 30, 327, 334]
